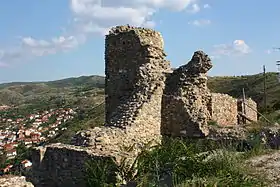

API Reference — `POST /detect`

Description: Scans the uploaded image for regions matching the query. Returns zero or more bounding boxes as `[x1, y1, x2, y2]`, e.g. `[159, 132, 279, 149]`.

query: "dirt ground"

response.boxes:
[247, 151, 280, 187]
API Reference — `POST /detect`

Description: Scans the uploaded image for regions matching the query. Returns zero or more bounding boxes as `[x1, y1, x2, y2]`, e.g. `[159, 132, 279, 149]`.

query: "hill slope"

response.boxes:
[0, 75, 105, 107]
[0, 75, 105, 144]
[1, 72, 279, 143]
[208, 72, 280, 112]
[1, 72, 278, 110]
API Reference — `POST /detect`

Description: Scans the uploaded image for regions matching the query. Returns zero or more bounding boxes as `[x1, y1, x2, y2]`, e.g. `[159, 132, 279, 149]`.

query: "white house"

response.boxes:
[21, 160, 32, 168]
[6, 149, 17, 158]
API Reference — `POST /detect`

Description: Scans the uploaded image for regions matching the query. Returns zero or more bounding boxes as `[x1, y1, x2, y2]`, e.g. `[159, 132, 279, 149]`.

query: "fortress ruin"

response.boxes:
[29, 25, 258, 187]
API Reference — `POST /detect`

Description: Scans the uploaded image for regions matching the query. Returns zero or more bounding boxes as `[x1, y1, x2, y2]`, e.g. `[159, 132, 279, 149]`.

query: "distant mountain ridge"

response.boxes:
[1, 72, 280, 111]
[0, 75, 105, 89]
[0, 75, 104, 106]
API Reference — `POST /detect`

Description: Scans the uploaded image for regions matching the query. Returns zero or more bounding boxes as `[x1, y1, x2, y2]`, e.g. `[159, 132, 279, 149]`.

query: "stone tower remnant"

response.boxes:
[161, 51, 213, 137]
[105, 26, 171, 128]
[72, 25, 172, 152]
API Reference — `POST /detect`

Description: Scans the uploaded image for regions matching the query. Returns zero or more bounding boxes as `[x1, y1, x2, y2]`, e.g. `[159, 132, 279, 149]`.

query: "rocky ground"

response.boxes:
[0, 175, 34, 187]
[247, 151, 280, 187]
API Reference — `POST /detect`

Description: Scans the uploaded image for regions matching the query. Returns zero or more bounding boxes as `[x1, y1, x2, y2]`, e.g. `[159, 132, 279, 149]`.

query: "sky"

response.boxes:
[1, 0, 280, 83]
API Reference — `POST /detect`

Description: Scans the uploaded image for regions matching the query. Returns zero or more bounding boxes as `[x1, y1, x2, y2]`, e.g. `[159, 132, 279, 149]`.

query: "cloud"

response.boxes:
[0, 34, 87, 67]
[22, 35, 84, 55]
[0, 0, 205, 66]
[203, 4, 210, 8]
[188, 19, 211, 26]
[70, 0, 198, 34]
[0, 35, 85, 66]
[212, 40, 251, 57]
[187, 3, 200, 13]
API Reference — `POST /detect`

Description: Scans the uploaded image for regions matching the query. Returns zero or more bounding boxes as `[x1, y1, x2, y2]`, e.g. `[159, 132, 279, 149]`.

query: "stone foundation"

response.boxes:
[28, 144, 119, 187]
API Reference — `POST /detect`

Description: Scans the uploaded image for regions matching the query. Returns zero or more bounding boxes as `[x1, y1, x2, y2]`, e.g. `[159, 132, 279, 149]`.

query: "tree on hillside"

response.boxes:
[14, 142, 31, 165]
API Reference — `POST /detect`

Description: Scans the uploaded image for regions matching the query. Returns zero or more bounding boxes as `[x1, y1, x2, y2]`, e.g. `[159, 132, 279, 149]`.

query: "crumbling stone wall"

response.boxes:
[105, 25, 171, 126]
[73, 25, 171, 152]
[245, 98, 258, 121]
[28, 144, 119, 187]
[210, 93, 238, 126]
[161, 51, 212, 137]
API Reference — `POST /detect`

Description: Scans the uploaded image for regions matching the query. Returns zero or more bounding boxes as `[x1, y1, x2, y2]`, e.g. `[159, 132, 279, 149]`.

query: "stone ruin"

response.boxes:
[161, 51, 213, 137]
[29, 25, 258, 187]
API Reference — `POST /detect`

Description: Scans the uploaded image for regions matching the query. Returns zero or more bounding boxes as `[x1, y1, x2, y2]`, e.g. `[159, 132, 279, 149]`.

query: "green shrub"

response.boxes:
[85, 157, 118, 187]
[85, 137, 265, 187]
[134, 138, 263, 186]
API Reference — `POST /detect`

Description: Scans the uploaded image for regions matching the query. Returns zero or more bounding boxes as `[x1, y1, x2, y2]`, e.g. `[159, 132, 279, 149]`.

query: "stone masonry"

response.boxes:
[161, 51, 212, 137]
[28, 143, 121, 187]
[71, 26, 172, 153]
[29, 25, 258, 187]
[210, 93, 238, 127]
[105, 25, 171, 128]
[245, 98, 258, 121]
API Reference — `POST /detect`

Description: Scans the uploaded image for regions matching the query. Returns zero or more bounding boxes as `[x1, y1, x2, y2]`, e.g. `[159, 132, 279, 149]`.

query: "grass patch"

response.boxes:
[85, 137, 267, 187]
[85, 157, 118, 187]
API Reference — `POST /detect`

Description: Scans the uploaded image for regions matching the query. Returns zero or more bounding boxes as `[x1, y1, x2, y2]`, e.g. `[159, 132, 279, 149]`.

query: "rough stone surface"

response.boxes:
[247, 151, 280, 187]
[71, 124, 161, 155]
[29, 25, 259, 187]
[161, 51, 212, 137]
[28, 143, 121, 187]
[105, 25, 171, 127]
[207, 126, 247, 140]
[244, 98, 258, 122]
[210, 93, 238, 126]
[72, 25, 171, 153]
[0, 175, 34, 187]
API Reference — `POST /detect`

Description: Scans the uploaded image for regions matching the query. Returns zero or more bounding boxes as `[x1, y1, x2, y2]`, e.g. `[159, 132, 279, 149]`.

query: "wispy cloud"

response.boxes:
[211, 40, 251, 58]
[187, 3, 200, 13]
[0, 0, 209, 67]
[203, 4, 211, 9]
[0, 35, 85, 68]
[188, 19, 211, 26]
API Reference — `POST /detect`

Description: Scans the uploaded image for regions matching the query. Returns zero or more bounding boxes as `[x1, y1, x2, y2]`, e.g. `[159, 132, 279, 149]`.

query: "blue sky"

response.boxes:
[1, 0, 280, 83]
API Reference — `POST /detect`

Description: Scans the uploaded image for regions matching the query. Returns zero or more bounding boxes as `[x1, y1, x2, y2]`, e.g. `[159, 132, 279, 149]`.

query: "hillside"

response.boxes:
[208, 72, 280, 112]
[1, 72, 279, 110]
[0, 72, 279, 144]
[0, 75, 105, 144]
[0, 75, 104, 107]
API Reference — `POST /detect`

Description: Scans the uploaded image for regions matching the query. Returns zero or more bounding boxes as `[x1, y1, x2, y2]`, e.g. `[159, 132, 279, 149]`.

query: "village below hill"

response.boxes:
[0, 76, 105, 177]
[0, 106, 76, 174]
